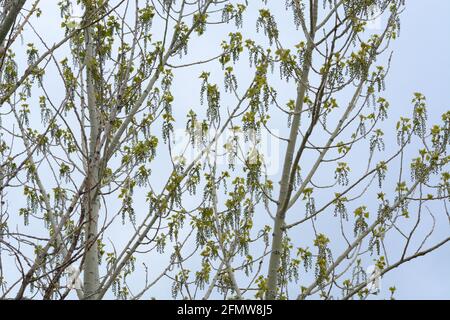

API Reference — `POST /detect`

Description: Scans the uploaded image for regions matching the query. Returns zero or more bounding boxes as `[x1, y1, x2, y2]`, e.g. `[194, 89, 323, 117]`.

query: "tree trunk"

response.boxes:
[83, 16, 101, 299]
[0, 0, 26, 46]
[265, 0, 318, 299]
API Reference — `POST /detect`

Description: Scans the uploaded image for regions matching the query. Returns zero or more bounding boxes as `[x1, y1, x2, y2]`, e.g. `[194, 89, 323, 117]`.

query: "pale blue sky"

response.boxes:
[366, 0, 450, 299]
[2, 0, 449, 299]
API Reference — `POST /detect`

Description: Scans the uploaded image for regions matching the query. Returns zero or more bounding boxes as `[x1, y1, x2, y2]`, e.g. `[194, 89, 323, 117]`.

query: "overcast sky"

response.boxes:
[3, 0, 449, 300]
[365, 0, 450, 299]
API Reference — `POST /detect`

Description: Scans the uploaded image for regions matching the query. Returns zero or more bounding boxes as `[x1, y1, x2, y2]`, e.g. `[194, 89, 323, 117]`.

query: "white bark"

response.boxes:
[0, 0, 26, 46]
[82, 15, 101, 299]
[265, 0, 318, 299]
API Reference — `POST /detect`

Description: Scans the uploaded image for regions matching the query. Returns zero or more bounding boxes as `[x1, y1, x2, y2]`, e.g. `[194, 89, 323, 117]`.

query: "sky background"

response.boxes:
[2, 0, 449, 299]
[366, 0, 450, 299]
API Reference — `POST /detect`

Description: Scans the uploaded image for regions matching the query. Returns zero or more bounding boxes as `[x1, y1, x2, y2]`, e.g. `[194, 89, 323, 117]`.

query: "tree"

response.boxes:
[0, 0, 448, 300]
[0, 0, 27, 48]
